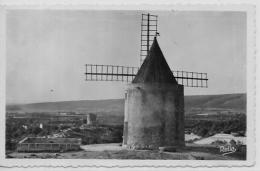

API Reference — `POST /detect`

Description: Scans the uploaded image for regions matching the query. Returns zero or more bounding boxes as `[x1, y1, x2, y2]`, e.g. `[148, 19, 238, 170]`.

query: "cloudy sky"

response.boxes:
[6, 10, 246, 104]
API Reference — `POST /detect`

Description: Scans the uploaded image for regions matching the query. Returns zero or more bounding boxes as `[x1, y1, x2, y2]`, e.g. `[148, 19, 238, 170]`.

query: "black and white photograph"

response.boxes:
[0, 2, 257, 169]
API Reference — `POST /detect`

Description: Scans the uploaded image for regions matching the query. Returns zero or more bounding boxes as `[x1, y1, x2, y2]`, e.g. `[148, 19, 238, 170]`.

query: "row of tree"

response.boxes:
[186, 118, 246, 137]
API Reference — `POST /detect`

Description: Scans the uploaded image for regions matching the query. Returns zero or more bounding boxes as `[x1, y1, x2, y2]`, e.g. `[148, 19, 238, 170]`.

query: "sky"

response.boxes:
[6, 10, 246, 104]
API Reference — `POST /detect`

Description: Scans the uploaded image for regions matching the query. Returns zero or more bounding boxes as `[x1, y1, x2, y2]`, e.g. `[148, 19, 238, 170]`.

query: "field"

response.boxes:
[7, 93, 246, 126]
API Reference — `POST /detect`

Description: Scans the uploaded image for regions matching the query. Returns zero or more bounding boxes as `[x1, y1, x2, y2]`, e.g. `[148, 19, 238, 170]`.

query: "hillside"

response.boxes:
[6, 93, 246, 114]
[184, 93, 246, 112]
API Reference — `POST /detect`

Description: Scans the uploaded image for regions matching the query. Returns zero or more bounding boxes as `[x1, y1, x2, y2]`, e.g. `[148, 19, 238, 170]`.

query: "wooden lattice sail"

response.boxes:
[85, 13, 208, 88]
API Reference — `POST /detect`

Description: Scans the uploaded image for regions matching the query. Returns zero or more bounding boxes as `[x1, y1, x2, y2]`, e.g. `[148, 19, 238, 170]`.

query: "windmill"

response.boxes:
[84, 13, 208, 150]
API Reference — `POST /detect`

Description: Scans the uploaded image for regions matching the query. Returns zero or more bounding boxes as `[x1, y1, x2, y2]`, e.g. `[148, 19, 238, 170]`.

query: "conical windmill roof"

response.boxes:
[132, 37, 178, 84]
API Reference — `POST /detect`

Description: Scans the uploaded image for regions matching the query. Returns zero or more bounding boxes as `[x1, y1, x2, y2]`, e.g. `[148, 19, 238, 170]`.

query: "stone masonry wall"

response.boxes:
[124, 83, 184, 150]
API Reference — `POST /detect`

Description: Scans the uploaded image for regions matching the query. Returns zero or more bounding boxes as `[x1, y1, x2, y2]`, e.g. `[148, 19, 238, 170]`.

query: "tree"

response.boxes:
[32, 127, 42, 135]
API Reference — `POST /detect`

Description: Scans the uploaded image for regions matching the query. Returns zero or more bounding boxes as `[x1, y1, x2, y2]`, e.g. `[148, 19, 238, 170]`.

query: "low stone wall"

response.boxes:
[17, 143, 80, 152]
[17, 137, 81, 152]
[22, 137, 81, 144]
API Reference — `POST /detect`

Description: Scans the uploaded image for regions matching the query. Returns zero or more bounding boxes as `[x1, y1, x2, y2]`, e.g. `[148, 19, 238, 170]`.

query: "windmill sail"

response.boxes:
[85, 64, 208, 87]
[85, 64, 138, 82]
[140, 13, 158, 66]
[85, 13, 208, 88]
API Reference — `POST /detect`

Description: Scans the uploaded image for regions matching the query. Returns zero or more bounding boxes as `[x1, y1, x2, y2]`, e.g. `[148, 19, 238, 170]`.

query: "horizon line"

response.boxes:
[6, 92, 246, 106]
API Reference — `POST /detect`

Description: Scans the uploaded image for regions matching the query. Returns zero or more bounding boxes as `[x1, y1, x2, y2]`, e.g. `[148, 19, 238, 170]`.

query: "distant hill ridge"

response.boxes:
[6, 93, 246, 114]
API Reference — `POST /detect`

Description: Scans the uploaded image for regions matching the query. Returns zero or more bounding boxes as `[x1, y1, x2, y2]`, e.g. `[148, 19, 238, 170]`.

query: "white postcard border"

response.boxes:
[0, 3, 256, 168]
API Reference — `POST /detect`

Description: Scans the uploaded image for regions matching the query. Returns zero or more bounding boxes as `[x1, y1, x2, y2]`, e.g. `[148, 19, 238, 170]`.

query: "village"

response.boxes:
[6, 111, 123, 153]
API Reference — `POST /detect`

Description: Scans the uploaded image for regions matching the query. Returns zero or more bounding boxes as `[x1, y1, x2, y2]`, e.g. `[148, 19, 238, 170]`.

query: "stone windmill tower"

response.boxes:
[123, 37, 184, 150]
[85, 13, 208, 150]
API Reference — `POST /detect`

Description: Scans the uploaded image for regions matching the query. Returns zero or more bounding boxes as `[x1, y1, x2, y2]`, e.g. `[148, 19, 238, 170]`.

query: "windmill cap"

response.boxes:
[132, 37, 178, 84]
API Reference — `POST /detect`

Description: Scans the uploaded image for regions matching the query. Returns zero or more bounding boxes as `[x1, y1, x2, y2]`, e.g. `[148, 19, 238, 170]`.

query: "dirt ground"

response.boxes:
[7, 143, 244, 160]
